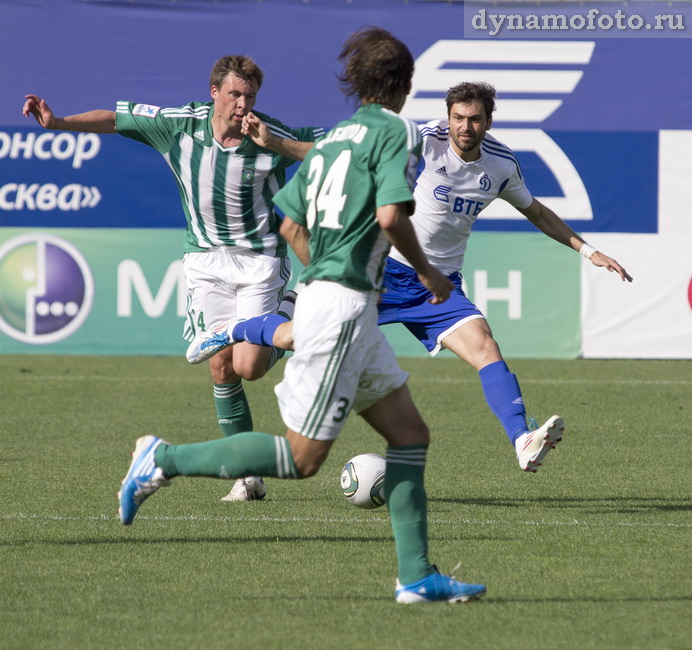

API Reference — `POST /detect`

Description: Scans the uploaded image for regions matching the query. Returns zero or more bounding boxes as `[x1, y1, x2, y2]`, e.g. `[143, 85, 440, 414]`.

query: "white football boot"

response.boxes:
[515, 415, 565, 473]
[221, 477, 267, 502]
[186, 322, 241, 365]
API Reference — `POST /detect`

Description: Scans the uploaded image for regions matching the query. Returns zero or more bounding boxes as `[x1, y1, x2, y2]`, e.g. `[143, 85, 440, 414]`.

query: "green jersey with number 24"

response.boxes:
[273, 103, 422, 291]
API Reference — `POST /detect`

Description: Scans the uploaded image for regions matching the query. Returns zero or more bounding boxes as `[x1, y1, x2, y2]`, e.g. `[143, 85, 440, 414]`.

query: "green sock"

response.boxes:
[214, 381, 252, 437]
[266, 347, 285, 372]
[385, 444, 435, 586]
[154, 431, 300, 480]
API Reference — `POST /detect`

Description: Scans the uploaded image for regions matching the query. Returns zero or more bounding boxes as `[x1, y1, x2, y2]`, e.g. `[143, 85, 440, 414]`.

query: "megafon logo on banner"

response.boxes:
[402, 40, 594, 221]
[0, 234, 94, 344]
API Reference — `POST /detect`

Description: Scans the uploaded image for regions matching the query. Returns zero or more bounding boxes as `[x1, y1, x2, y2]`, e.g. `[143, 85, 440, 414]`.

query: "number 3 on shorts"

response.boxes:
[333, 397, 350, 423]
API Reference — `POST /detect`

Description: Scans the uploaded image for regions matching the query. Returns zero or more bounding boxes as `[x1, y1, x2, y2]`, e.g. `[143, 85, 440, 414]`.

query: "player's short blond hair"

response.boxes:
[209, 55, 264, 90]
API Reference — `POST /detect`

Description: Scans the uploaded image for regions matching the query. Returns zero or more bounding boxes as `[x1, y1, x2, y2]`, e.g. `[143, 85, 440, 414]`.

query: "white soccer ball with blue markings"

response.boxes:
[340, 453, 386, 509]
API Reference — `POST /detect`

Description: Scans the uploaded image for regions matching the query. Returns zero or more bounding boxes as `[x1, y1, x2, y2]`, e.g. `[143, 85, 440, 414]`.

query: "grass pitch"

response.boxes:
[1, 355, 690, 649]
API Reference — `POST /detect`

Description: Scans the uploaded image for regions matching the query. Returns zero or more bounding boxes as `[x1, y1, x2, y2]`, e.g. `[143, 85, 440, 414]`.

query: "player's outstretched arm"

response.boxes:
[520, 198, 633, 282]
[22, 95, 116, 133]
[241, 112, 313, 161]
[377, 203, 452, 304]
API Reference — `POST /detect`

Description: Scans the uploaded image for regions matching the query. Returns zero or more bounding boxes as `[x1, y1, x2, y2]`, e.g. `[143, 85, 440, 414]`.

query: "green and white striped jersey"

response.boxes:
[273, 103, 421, 291]
[115, 101, 324, 255]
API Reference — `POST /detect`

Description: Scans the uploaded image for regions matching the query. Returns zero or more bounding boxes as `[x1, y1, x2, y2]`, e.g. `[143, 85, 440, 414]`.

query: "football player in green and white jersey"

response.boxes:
[23, 56, 324, 502]
[117, 26, 488, 604]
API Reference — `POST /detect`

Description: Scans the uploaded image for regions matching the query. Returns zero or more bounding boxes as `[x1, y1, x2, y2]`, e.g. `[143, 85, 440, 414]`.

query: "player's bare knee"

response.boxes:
[235, 363, 268, 381]
[232, 345, 273, 381]
[479, 337, 502, 365]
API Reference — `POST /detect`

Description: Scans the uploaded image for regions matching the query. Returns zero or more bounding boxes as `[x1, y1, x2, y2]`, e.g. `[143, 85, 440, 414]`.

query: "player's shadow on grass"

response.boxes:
[1, 533, 505, 547]
[430, 496, 692, 514]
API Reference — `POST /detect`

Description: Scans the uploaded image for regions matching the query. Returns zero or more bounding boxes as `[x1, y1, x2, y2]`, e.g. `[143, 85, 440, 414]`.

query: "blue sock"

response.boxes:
[479, 360, 528, 445]
[231, 314, 288, 347]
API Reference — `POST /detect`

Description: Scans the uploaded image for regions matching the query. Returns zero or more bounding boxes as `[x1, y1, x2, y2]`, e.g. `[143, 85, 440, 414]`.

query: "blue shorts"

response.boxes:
[378, 257, 485, 356]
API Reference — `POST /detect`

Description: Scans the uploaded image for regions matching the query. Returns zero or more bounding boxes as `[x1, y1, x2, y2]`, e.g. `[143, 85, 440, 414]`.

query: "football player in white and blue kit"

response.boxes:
[190, 82, 633, 473]
[381, 82, 632, 472]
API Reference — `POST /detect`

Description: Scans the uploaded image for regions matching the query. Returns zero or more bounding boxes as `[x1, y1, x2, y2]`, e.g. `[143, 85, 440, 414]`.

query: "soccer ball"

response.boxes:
[340, 453, 386, 509]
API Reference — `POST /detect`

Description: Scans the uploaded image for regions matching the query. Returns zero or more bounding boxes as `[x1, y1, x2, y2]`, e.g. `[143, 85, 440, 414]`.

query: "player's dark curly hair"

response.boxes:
[210, 55, 264, 90]
[445, 82, 496, 120]
[337, 26, 414, 110]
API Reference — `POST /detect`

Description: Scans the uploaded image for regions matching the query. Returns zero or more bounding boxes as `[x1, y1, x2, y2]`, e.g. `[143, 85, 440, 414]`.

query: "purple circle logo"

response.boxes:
[0, 234, 94, 344]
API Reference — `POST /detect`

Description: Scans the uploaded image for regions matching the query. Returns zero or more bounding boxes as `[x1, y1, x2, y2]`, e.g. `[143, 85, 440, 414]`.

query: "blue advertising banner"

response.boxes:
[2, 1, 689, 236]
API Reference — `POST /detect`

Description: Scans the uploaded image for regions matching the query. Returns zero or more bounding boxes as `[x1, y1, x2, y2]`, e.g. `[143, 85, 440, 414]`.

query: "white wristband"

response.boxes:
[579, 243, 596, 260]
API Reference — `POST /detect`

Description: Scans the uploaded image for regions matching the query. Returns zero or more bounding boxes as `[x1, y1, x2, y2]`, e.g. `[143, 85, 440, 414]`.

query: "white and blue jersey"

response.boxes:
[380, 119, 533, 355]
[388, 119, 532, 275]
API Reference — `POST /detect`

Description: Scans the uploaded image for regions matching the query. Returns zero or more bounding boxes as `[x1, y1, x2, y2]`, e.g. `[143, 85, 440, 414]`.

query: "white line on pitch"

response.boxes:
[4, 375, 204, 383]
[414, 377, 692, 386]
[6, 374, 692, 386]
[6, 375, 689, 386]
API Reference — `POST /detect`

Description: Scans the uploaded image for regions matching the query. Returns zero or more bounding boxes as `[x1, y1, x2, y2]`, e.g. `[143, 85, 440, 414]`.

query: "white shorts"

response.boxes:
[275, 281, 409, 441]
[182, 247, 291, 340]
